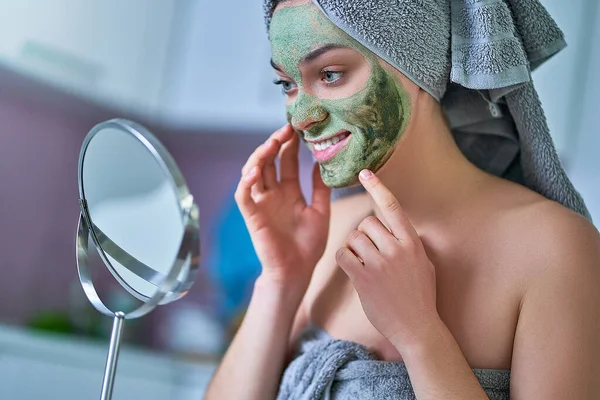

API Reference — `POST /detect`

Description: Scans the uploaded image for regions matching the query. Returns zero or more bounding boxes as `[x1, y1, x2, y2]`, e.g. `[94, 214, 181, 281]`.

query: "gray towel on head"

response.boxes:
[277, 325, 510, 400]
[264, 0, 592, 220]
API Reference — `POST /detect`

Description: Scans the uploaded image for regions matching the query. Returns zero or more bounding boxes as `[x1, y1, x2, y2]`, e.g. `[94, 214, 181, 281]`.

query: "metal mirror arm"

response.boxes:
[159, 200, 200, 304]
[91, 220, 186, 292]
[78, 199, 199, 306]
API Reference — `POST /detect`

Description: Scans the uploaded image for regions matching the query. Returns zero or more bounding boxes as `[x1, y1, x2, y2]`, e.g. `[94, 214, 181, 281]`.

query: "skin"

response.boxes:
[270, 4, 410, 187]
[205, 1, 600, 399]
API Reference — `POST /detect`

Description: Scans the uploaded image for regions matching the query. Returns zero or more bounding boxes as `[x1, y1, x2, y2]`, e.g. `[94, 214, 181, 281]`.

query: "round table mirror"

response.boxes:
[76, 118, 200, 400]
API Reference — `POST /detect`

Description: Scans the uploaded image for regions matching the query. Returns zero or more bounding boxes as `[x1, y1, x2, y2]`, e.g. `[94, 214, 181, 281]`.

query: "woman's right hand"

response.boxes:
[235, 124, 331, 291]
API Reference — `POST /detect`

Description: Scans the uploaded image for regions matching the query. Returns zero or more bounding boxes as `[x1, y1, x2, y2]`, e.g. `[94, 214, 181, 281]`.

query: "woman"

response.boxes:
[205, 0, 600, 398]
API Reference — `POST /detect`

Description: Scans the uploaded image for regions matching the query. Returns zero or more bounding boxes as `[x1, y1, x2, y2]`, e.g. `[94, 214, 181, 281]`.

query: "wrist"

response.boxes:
[257, 263, 312, 290]
[254, 273, 308, 307]
[390, 315, 450, 360]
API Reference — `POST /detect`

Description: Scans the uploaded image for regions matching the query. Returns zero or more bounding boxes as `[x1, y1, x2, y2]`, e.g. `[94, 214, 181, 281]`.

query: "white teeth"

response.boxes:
[313, 132, 350, 152]
[316, 140, 332, 151]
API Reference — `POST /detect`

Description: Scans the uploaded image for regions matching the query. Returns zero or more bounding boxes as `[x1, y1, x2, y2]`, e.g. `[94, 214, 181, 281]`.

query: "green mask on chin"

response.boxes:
[270, 3, 411, 187]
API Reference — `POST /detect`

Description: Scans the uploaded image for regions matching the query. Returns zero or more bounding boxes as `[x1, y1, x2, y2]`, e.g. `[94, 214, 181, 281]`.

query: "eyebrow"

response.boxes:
[302, 44, 347, 63]
[270, 59, 283, 72]
[270, 44, 348, 72]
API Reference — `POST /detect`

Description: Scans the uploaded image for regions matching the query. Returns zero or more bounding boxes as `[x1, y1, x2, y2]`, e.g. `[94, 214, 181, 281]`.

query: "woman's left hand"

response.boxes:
[336, 169, 441, 351]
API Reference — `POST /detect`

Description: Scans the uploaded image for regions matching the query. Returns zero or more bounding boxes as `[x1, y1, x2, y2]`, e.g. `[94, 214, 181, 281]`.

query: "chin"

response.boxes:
[322, 172, 360, 188]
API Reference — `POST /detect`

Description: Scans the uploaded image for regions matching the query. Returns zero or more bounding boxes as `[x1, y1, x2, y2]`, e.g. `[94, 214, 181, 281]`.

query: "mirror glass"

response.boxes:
[80, 125, 188, 301]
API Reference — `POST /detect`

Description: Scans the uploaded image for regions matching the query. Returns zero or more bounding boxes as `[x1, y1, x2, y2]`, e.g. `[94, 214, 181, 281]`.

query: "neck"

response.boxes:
[375, 94, 487, 226]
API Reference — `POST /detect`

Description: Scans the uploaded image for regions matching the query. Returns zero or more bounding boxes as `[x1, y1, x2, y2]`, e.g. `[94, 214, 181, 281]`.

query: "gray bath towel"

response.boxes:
[277, 325, 510, 400]
[264, 0, 592, 220]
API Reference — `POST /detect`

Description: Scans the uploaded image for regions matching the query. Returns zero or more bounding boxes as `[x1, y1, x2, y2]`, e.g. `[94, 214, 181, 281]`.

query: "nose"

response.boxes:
[290, 92, 328, 131]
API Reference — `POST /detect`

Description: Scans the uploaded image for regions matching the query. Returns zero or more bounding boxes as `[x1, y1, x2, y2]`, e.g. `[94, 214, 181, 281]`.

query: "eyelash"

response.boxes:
[273, 79, 296, 95]
[272, 69, 345, 95]
[320, 70, 344, 86]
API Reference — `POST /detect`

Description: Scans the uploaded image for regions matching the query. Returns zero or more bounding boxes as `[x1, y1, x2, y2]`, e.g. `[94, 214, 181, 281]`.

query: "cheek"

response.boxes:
[361, 80, 405, 139]
[338, 95, 382, 129]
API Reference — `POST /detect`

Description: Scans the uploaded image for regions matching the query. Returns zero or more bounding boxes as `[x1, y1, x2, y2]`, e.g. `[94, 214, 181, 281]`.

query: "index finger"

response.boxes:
[272, 124, 294, 143]
[241, 125, 294, 177]
[358, 169, 417, 242]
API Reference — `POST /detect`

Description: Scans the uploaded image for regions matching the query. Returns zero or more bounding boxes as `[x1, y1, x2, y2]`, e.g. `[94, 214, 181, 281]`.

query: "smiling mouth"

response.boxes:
[306, 130, 351, 151]
[306, 130, 352, 162]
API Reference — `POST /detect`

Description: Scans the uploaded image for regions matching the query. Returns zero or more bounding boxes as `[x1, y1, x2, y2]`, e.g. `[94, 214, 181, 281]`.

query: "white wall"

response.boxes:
[533, 0, 591, 158]
[533, 0, 599, 224]
[567, 1, 600, 224]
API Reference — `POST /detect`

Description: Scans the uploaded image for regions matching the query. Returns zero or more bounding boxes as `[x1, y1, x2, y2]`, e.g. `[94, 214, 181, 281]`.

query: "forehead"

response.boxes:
[273, 0, 312, 11]
[269, 3, 358, 63]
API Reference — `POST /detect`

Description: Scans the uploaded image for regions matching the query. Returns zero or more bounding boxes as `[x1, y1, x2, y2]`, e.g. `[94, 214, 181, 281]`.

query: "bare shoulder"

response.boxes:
[506, 197, 597, 260]
[483, 181, 600, 283]
[497, 191, 600, 396]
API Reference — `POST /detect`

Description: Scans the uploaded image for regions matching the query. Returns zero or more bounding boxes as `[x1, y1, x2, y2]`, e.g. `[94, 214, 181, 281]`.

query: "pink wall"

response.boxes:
[0, 89, 84, 324]
[0, 70, 313, 331]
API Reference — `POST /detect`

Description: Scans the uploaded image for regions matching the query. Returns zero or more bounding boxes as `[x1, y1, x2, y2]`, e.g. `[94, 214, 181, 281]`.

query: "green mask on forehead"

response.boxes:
[270, 3, 411, 187]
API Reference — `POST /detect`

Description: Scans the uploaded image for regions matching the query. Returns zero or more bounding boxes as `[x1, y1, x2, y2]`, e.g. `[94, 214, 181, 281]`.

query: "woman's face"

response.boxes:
[269, 1, 411, 187]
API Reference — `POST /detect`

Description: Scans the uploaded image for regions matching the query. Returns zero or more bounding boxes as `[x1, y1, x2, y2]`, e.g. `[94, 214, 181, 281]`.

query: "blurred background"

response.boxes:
[0, 0, 598, 398]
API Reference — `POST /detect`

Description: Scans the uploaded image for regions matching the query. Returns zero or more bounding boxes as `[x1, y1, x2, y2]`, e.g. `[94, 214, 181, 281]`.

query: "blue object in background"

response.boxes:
[208, 189, 261, 324]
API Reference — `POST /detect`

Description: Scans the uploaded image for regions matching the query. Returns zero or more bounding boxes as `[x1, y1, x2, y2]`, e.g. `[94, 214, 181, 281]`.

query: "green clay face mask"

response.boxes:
[270, 3, 411, 187]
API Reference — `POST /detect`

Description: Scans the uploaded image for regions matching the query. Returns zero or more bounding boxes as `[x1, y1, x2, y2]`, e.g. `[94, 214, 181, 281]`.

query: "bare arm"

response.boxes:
[392, 213, 600, 399]
[390, 320, 489, 399]
[509, 218, 600, 399]
[207, 190, 371, 399]
[204, 276, 304, 400]
[204, 125, 331, 399]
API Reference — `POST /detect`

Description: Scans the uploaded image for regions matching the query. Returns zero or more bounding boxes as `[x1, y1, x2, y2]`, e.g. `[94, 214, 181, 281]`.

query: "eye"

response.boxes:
[322, 70, 344, 84]
[273, 79, 297, 95]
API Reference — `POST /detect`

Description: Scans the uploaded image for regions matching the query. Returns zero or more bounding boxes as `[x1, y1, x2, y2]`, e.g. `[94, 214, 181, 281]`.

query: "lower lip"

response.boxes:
[312, 133, 352, 162]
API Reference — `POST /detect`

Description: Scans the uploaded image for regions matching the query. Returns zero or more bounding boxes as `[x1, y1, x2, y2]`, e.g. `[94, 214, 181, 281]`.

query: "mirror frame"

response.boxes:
[76, 118, 200, 319]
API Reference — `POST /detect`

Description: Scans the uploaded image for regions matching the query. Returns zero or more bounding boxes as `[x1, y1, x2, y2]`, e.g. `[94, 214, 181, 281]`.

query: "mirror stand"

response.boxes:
[75, 119, 200, 400]
[101, 312, 125, 400]
[77, 200, 198, 400]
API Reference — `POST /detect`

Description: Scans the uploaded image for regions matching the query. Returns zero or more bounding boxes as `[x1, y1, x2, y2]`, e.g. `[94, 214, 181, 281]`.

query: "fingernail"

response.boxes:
[359, 169, 373, 180]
